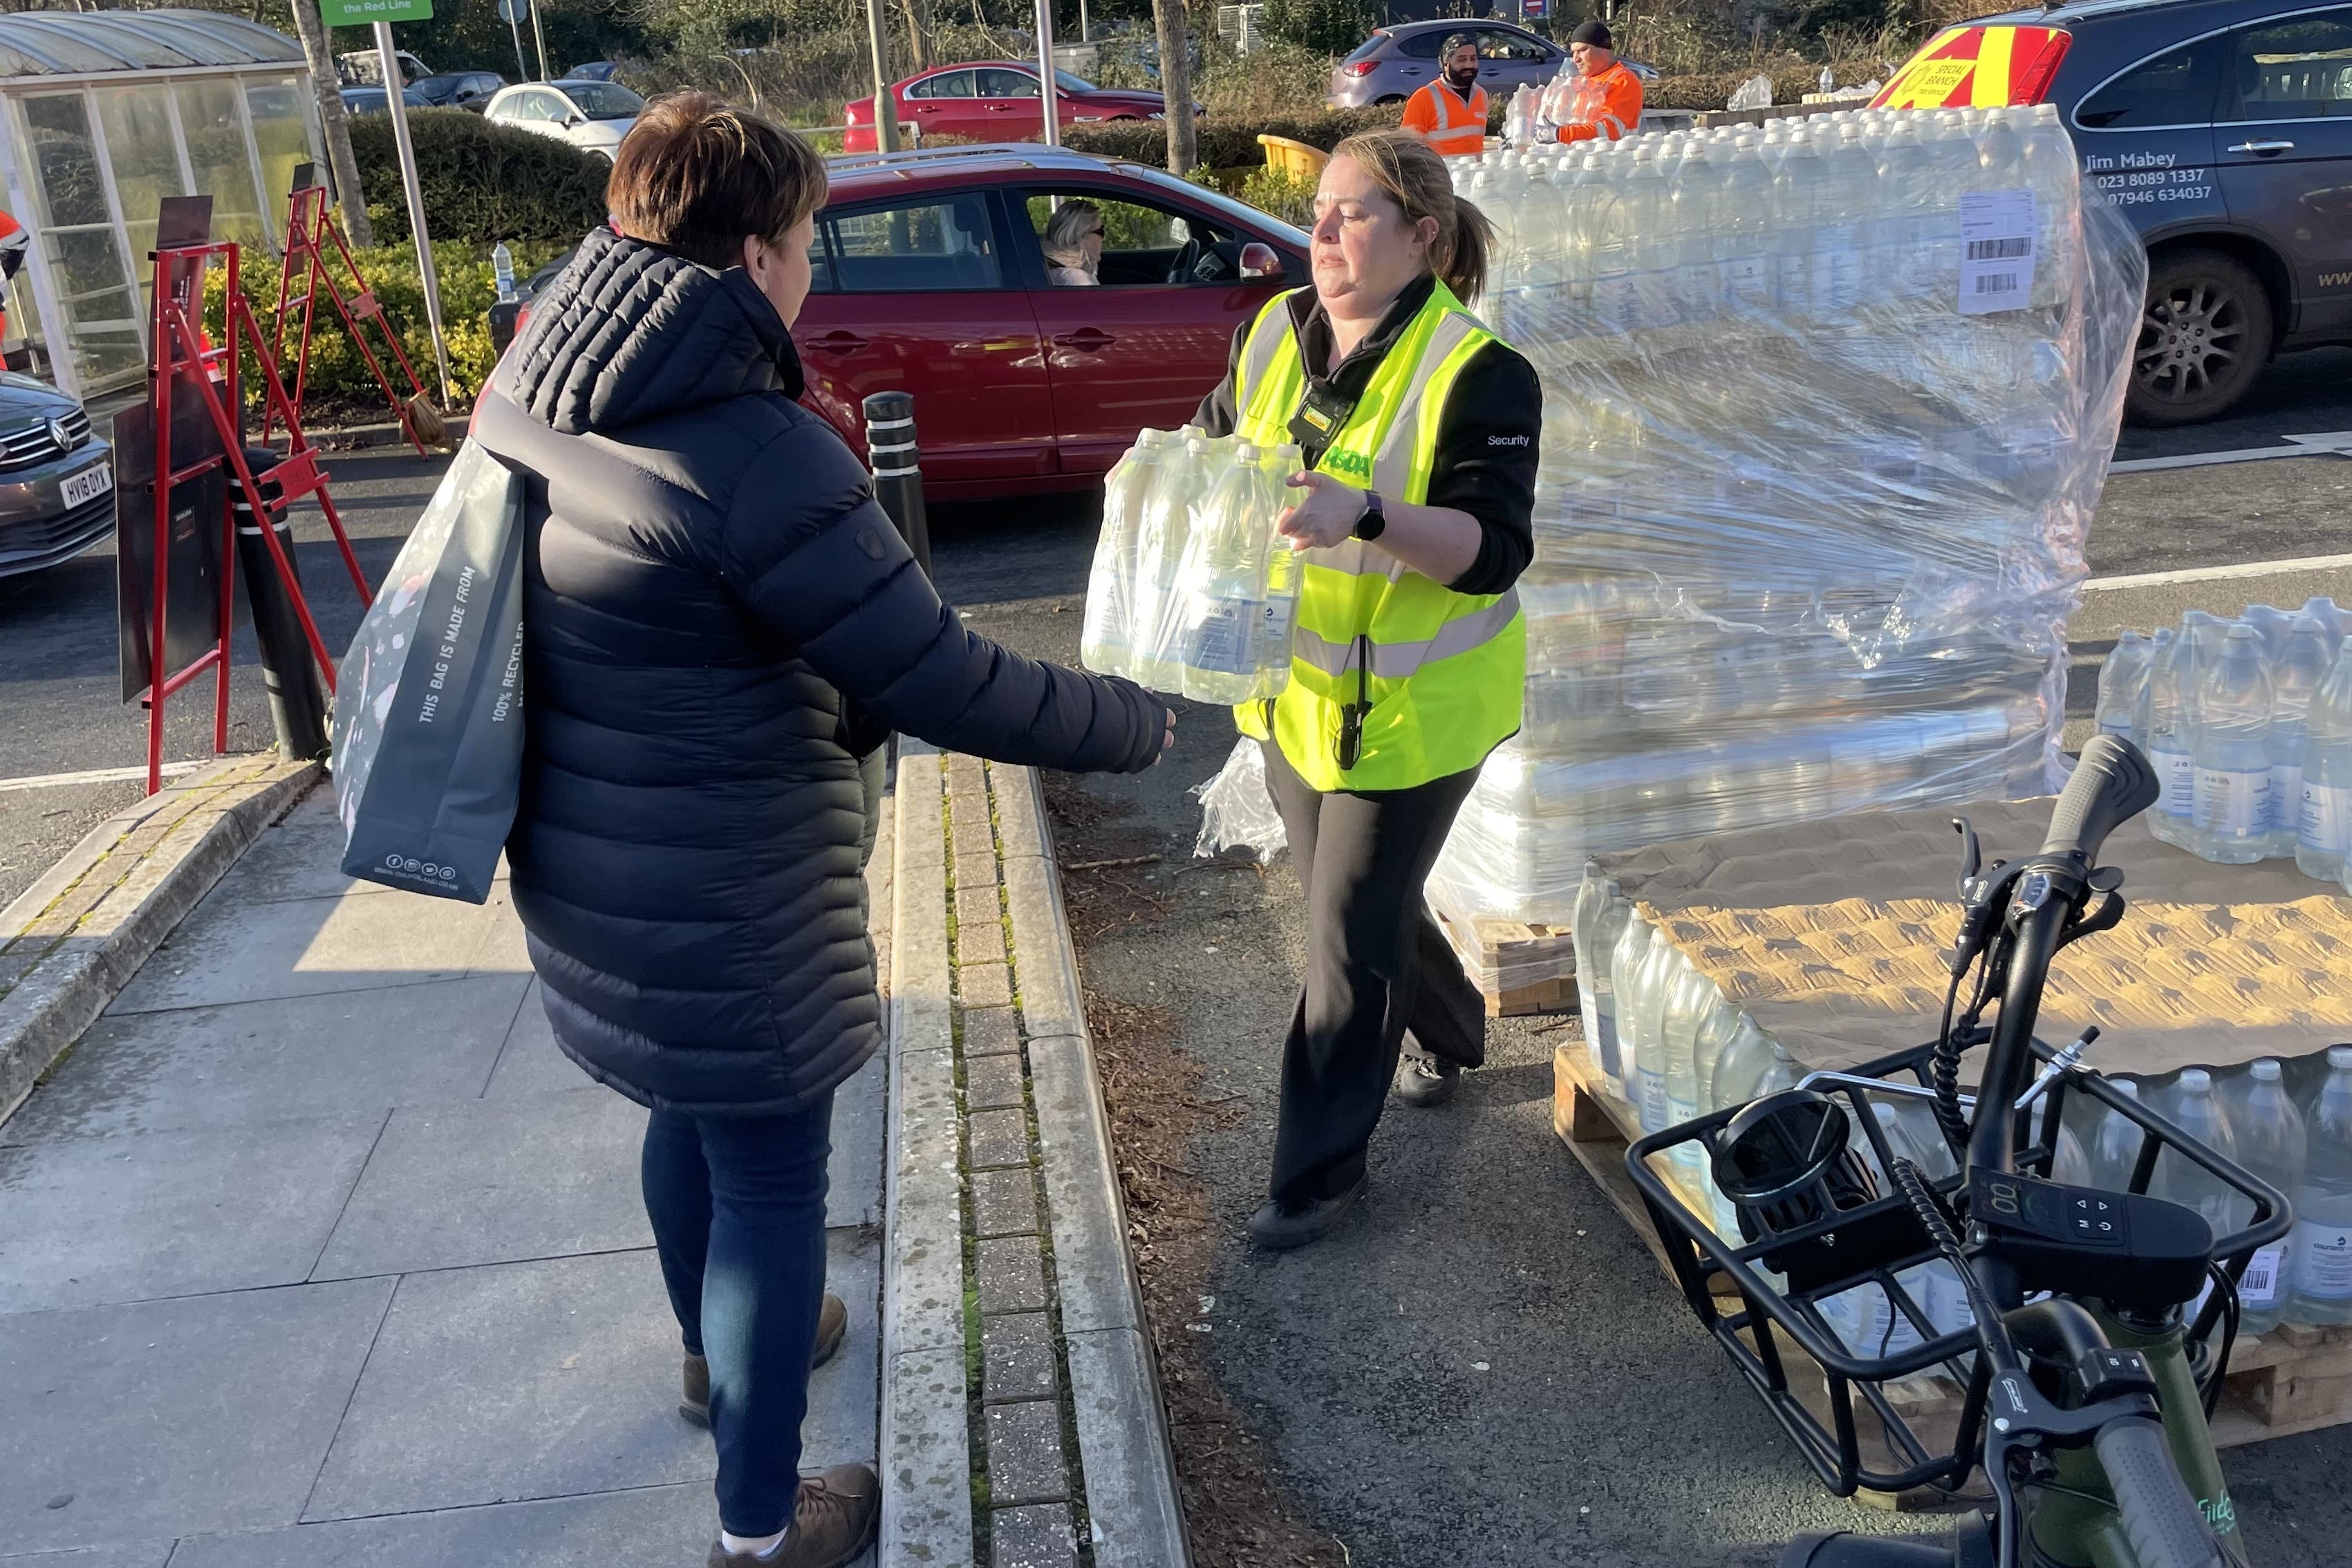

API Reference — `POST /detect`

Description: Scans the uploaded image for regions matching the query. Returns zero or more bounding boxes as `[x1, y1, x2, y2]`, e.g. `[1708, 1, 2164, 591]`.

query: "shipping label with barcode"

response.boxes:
[1958, 188, 2036, 315]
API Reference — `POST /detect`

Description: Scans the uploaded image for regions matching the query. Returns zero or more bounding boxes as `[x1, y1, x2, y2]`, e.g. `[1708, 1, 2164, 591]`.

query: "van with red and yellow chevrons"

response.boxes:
[1877, 0, 2352, 424]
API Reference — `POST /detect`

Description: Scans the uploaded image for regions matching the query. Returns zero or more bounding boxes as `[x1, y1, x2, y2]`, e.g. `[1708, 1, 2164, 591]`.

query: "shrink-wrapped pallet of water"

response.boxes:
[1423, 103, 2145, 926]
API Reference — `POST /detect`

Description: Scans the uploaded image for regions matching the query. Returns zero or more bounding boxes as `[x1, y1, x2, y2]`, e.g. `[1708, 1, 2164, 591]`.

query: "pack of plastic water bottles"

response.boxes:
[1417, 103, 2145, 926]
[2094, 599, 2352, 878]
[1082, 429, 1304, 704]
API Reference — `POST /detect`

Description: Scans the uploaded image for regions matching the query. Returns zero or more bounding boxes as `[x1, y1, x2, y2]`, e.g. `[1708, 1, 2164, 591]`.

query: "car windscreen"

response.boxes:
[1872, 24, 2072, 109]
[1053, 69, 1097, 92]
[565, 82, 644, 119]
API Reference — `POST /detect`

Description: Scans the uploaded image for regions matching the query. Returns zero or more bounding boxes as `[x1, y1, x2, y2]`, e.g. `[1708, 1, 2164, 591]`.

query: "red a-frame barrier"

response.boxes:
[265, 183, 436, 456]
[139, 235, 373, 795]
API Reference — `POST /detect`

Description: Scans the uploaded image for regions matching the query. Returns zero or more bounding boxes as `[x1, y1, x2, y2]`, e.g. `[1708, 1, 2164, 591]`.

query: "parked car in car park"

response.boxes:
[339, 85, 430, 115]
[1876, 0, 2352, 424]
[483, 79, 646, 158]
[0, 375, 114, 579]
[495, 145, 1306, 498]
[336, 48, 430, 86]
[844, 64, 1197, 153]
[411, 70, 504, 110]
[566, 61, 624, 82]
[1327, 19, 1656, 109]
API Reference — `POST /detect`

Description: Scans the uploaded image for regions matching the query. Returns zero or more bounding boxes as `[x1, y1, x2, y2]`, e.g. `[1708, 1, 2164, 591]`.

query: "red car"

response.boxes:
[793, 144, 1307, 498]
[843, 63, 1186, 153]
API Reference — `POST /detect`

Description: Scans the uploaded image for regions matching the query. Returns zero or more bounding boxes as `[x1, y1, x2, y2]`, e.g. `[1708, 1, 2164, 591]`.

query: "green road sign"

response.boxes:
[319, 0, 432, 24]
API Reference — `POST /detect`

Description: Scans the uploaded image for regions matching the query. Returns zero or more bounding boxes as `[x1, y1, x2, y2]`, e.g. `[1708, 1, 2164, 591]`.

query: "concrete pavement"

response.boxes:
[0, 782, 886, 1566]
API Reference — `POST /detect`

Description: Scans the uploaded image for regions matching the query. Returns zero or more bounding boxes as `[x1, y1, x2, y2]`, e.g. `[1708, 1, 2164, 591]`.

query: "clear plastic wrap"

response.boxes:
[1083, 429, 1303, 704]
[1192, 736, 1286, 861]
[1425, 104, 2145, 925]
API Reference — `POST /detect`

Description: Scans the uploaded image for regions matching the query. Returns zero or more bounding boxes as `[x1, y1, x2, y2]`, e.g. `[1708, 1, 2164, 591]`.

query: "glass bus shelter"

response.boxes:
[0, 10, 326, 402]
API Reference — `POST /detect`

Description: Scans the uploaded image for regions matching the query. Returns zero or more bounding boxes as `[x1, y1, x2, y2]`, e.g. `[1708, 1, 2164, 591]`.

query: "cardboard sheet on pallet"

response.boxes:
[1592, 798, 2352, 1077]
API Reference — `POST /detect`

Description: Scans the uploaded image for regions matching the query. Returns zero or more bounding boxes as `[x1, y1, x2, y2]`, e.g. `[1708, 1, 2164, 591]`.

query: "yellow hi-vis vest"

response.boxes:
[1233, 283, 1524, 792]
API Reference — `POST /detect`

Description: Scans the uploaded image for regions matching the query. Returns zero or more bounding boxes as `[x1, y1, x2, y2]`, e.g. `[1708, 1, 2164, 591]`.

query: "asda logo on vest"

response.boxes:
[1323, 447, 1372, 482]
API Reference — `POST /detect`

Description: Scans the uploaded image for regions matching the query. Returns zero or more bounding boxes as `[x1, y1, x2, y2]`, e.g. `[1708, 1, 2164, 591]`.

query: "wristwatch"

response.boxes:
[1353, 489, 1387, 543]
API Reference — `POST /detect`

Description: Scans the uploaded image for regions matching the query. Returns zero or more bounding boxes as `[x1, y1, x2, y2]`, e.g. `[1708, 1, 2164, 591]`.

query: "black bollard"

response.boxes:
[234, 448, 330, 761]
[863, 391, 931, 579]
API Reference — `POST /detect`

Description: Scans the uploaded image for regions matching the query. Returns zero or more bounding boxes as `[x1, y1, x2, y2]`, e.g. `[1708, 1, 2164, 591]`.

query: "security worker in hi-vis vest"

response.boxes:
[1191, 129, 1542, 1251]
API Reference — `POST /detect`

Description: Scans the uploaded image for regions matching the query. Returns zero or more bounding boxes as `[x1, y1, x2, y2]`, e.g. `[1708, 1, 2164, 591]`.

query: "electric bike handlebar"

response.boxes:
[2093, 1419, 2230, 1568]
[2039, 734, 2162, 869]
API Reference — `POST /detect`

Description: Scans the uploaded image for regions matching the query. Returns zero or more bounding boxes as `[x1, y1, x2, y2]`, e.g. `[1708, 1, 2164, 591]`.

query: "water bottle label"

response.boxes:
[2270, 763, 2303, 833]
[2097, 716, 2131, 738]
[1593, 1009, 1621, 1082]
[2240, 1243, 2288, 1307]
[2293, 1220, 2352, 1300]
[1638, 1063, 1668, 1132]
[1256, 595, 1296, 660]
[1668, 1094, 1698, 1132]
[1957, 188, 2035, 315]
[2298, 783, 2350, 851]
[1186, 599, 1259, 675]
[2156, 746, 2195, 818]
[2195, 765, 2270, 839]
[1724, 254, 1770, 305]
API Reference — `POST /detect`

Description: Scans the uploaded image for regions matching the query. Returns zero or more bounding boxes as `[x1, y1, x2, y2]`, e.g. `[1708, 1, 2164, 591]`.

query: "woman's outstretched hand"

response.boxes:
[1275, 470, 1365, 551]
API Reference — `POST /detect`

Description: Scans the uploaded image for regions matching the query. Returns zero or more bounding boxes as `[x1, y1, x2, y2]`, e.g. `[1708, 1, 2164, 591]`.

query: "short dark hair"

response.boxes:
[606, 91, 828, 270]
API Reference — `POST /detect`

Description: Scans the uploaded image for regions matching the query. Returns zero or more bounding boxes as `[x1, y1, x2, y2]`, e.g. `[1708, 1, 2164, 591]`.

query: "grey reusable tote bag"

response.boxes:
[330, 439, 525, 903]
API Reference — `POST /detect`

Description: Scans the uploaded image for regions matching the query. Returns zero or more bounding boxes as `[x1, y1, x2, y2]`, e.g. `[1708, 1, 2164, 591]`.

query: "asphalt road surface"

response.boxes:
[0, 446, 443, 913]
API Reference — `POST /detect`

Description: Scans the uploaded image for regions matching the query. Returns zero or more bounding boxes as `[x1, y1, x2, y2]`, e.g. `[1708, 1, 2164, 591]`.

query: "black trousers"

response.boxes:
[1260, 738, 1486, 1207]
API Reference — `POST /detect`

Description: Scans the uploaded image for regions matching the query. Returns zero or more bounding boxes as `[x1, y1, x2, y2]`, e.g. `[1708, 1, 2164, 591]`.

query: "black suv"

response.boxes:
[1892, 1, 2352, 423]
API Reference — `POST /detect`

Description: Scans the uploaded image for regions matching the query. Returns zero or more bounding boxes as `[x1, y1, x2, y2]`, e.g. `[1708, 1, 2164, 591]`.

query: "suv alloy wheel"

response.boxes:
[2129, 248, 2274, 427]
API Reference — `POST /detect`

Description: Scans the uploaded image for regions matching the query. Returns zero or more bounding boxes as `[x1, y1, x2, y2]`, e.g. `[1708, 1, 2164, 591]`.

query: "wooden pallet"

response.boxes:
[1440, 913, 1578, 1017]
[1548, 1043, 2352, 1491]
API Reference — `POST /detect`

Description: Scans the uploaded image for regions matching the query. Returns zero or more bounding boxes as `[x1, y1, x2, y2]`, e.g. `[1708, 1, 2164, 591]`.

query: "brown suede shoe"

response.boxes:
[702, 1464, 881, 1568]
[680, 1294, 850, 1428]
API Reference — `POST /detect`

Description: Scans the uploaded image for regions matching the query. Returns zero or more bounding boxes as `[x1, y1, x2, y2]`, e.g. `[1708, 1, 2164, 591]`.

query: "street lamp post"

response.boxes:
[1034, 0, 1058, 147]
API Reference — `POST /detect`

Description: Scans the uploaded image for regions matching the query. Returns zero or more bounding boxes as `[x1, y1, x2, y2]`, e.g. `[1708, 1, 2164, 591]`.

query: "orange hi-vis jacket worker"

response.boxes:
[1400, 33, 1489, 158]
[1549, 18, 1643, 143]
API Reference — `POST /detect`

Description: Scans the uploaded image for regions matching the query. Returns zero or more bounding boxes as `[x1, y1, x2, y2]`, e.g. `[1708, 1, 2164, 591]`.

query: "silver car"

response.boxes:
[1328, 20, 1565, 109]
[1327, 19, 1659, 111]
[0, 374, 115, 579]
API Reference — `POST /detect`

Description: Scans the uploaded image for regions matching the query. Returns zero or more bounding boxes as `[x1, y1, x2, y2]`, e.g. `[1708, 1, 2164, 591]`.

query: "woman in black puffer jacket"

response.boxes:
[474, 95, 1170, 1568]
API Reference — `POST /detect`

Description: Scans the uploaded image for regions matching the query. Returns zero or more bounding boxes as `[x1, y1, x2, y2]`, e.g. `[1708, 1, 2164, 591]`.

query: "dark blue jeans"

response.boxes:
[641, 1093, 834, 1537]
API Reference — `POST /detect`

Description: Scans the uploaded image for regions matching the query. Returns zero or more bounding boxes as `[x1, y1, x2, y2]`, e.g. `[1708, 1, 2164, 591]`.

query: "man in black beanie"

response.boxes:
[1542, 17, 1642, 142]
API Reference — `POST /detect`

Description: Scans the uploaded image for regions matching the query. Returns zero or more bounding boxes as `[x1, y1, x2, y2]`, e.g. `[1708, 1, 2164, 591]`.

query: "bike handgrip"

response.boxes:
[2093, 1418, 2229, 1568]
[2040, 735, 2160, 867]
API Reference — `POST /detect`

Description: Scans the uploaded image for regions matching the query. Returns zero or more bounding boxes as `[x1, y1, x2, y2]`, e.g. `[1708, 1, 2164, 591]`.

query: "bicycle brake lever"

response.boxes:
[2053, 890, 2127, 953]
[1948, 856, 2020, 978]
[1953, 816, 1981, 891]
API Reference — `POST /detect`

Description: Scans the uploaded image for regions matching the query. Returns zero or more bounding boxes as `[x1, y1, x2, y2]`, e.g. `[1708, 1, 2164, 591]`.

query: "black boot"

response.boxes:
[1392, 1052, 1462, 1108]
[1247, 1172, 1368, 1251]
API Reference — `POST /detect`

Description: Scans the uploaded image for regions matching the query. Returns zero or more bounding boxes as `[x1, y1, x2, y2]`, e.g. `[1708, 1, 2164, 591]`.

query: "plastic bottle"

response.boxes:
[493, 241, 517, 304]
[2290, 1045, 2352, 1326]
[2153, 1069, 2243, 1244]
[1874, 119, 1934, 301]
[1717, 134, 1773, 312]
[2265, 615, 2331, 857]
[1635, 940, 1688, 1133]
[1771, 130, 1824, 318]
[1081, 429, 1173, 679]
[1173, 443, 1278, 702]
[2297, 642, 2352, 881]
[1663, 964, 1718, 1188]
[2095, 629, 2152, 743]
[1130, 431, 1214, 691]
[1620, 144, 1674, 330]
[2191, 623, 2274, 864]
[2082, 1079, 2147, 1193]
[1606, 915, 1655, 1107]
[1570, 868, 1614, 1074]
[2225, 1058, 2306, 1334]
[2138, 627, 2196, 848]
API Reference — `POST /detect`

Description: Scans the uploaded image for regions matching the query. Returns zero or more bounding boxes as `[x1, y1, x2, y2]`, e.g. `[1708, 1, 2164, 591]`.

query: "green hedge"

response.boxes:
[347, 110, 611, 247]
[206, 238, 571, 406]
[1063, 106, 1404, 171]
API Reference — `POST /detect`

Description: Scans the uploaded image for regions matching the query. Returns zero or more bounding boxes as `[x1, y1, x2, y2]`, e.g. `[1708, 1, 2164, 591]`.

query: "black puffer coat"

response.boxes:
[476, 228, 1161, 1117]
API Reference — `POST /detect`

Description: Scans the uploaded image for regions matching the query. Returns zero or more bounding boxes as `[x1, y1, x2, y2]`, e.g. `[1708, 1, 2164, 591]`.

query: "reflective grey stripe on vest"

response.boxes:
[1291, 588, 1522, 681]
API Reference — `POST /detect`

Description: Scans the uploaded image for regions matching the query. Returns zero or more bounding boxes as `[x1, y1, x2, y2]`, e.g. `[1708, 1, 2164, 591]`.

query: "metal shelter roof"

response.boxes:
[0, 10, 301, 80]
